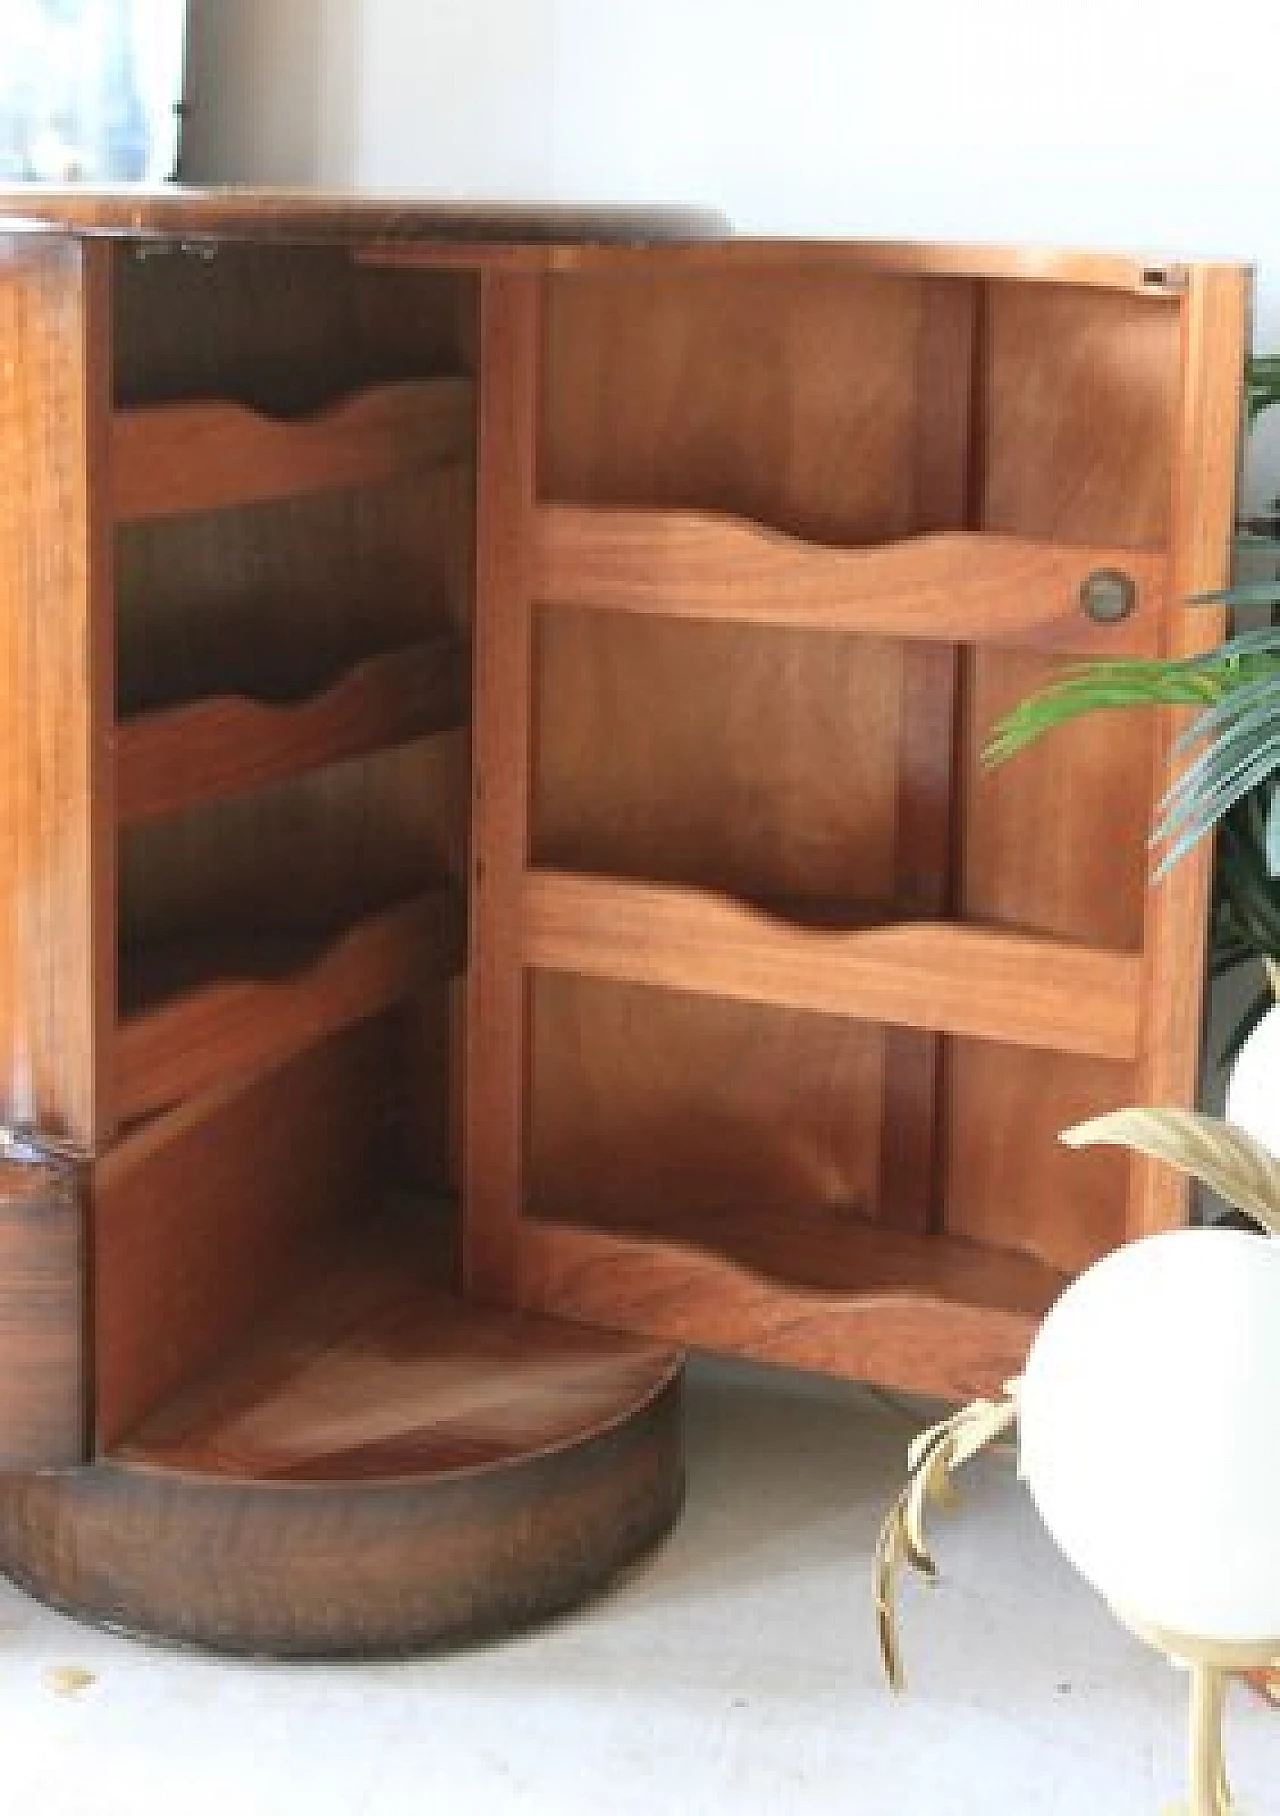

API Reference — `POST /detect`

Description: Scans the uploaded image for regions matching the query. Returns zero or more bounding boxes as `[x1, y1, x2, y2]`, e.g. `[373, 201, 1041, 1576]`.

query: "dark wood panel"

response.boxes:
[112, 248, 479, 1189]
[118, 733, 469, 940]
[0, 1144, 85, 1467]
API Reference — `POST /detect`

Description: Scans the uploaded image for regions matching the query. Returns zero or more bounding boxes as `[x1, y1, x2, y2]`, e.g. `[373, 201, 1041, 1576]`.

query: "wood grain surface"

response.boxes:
[1131, 266, 1250, 1238]
[116, 888, 465, 1123]
[535, 507, 1165, 656]
[0, 1208, 683, 1656]
[520, 1212, 1062, 1401]
[524, 869, 1141, 1060]
[93, 1023, 395, 1446]
[111, 244, 478, 1213]
[118, 633, 469, 824]
[112, 377, 474, 522]
[878, 277, 977, 1234]
[0, 1144, 86, 1467]
[946, 277, 1186, 1271]
[0, 232, 115, 1146]
[0, 189, 725, 247]
[463, 271, 541, 1301]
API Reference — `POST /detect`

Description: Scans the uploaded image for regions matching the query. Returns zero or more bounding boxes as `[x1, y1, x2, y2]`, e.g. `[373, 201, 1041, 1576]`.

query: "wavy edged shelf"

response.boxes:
[0, 1211, 684, 1656]
[116, 889, 466, 1122]
[535, 504, 1166, 656]
[521, 1205, 1068, 1401]
[523, 869, 1141, 1061]
[112, 377, 475, 523]
[119, 634, 470, 824]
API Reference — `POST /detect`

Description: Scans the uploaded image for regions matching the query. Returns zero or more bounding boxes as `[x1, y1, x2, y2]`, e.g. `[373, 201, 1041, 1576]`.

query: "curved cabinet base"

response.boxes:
[0, 1274, 684, 1657]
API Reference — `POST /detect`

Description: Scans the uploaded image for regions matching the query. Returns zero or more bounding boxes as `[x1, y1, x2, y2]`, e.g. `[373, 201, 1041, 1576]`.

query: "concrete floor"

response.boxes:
[1, 1359, 1274, 1816]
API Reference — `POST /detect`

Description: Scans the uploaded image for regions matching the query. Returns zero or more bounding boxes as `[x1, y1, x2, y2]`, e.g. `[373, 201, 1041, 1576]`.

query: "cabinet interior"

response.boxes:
[80, 242, 1201, 1440]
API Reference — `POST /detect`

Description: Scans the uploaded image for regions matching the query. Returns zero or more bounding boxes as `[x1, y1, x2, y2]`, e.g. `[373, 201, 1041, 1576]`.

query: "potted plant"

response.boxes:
[975, 354, 1280, 1715]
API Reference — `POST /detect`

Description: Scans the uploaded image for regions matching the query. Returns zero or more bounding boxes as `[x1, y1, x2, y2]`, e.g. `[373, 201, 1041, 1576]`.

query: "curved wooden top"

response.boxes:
[0, 190, 1240, 294]
[0, 186, 728, 247]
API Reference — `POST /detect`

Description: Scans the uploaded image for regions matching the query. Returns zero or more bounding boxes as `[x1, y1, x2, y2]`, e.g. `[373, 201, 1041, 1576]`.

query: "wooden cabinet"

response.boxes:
[0, 197, 1247, 1653]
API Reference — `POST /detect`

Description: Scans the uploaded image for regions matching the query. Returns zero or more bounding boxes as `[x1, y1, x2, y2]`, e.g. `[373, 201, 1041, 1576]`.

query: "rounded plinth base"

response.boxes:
[0, 1238, 684, 1657]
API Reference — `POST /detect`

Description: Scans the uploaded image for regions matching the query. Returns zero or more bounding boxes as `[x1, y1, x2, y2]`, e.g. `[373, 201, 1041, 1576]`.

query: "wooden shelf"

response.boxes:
[520, 1203, 1067, 1401]
[523, 868, 1142, 1061]
[112, 377, 475, 523]
[116, 889, 466, 1122]
[118, 635, 470, 824]
[0, 1210, 683, 1656]
[534, 504, 1166, 657]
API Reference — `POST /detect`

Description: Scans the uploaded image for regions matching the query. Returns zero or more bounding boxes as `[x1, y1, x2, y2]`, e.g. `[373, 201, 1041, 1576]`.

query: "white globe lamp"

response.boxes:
[1018, 1227, 1280, 1653]
[876, 1108, 1280, 1815]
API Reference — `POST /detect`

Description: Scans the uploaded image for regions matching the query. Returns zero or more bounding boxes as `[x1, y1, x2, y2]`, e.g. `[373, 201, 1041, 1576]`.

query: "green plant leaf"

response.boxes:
[1167, 665, 1280, 765]
[983, 667, 1221, 767]
[1152, 735, 1280, 875]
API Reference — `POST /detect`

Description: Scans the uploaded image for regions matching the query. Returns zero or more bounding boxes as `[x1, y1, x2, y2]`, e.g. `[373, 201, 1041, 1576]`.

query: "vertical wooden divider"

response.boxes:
[876, 278, 981, 1231]
[463, 269, 541, 1302]
[0, 232, 115, 1152]
[1130, 266, 1249, 1240]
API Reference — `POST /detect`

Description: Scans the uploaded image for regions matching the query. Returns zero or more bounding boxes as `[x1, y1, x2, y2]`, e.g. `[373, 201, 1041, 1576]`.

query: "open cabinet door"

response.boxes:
[463, 242, 1248, 1401]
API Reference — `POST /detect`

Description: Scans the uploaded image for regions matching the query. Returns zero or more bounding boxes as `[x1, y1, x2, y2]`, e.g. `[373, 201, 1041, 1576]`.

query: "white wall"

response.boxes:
[184, 0, 556, 197]
[183, 0, 1280, 492]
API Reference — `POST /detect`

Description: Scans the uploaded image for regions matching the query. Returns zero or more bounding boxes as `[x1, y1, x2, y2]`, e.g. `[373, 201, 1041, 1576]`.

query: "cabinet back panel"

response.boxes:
[542, 267, 923, 539]
[535, 268, 935, 1236]
[119, 734, 468, 943]
[528, 973, 884, 1225]
[533, 615, 902, 903]
[113, 248, 476, 412]
[942, 1037, 1135, 1276]
[116, 467, 473, 716]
